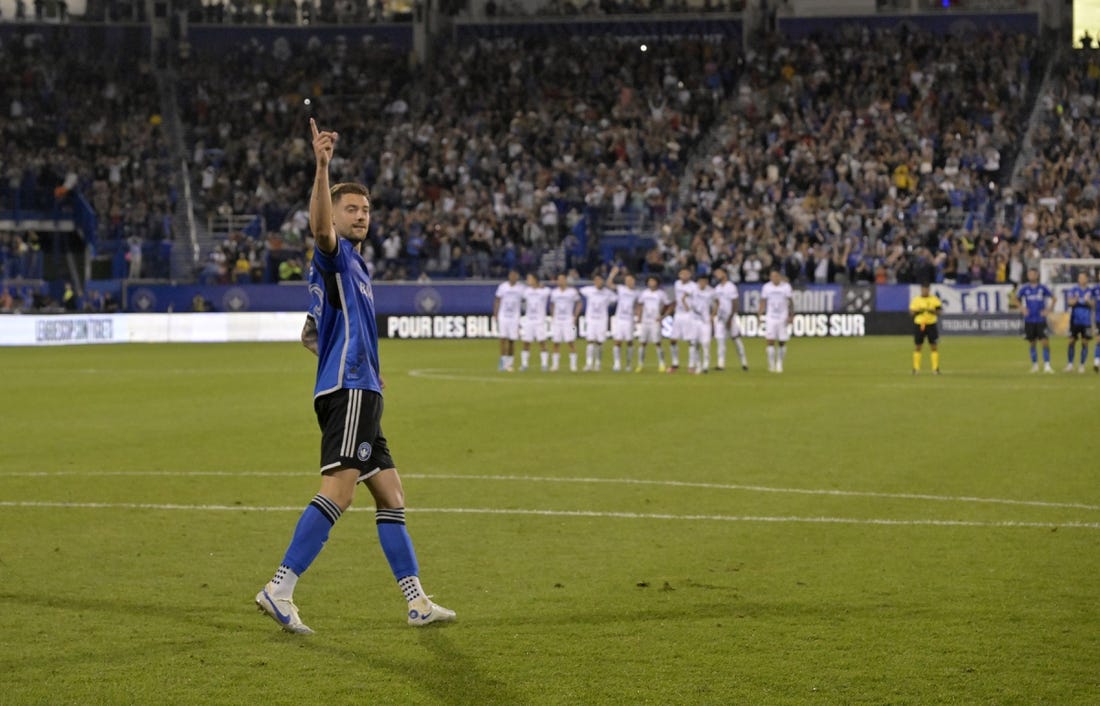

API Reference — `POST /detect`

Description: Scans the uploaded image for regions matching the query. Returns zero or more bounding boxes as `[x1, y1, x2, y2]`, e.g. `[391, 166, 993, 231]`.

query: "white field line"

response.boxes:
[0, 500, 1097, 529]
[3, 470, 1097, 512]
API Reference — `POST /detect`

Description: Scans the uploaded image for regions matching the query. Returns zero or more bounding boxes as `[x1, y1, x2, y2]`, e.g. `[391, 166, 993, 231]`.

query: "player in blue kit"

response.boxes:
[1016, 269, 1054, 373]
[1093, 277, 1100, 373]
[255, 119, 455, 634]
[1065, 272, 1094, 374]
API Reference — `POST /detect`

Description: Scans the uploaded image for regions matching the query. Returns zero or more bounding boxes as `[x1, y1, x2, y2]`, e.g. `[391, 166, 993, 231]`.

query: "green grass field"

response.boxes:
[1, 337, 1098, 705]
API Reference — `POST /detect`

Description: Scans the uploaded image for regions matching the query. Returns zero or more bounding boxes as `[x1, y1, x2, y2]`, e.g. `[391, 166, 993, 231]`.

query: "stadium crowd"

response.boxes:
[177, 33, 734, 282]
[0, 31, 176, 281]
[1012, 50, 1100, 268]
[8, 22, 1100, 297]
[177, 27, 1051, 287]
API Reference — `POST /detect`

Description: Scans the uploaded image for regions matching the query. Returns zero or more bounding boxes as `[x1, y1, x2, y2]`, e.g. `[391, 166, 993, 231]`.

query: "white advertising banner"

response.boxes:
[0, 313, 304, 347]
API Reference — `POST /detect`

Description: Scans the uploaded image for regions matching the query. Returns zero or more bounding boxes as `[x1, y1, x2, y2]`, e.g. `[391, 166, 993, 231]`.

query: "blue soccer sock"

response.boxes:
[376, 508, 420, 582]
[1029, 346, 1037, 363]
[276, 494, 342, 586]
[1081, 343, 1089, 365]
[1068, 343, 1075, 364]
[1043, 347, 1050, 363]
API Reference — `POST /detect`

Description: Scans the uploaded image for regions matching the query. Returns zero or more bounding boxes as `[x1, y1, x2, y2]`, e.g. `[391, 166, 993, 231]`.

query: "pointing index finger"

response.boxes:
[310, 118, 319, 138]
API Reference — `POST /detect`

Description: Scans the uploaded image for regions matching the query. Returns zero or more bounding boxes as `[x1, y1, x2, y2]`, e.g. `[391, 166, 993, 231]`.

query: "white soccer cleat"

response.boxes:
[1043, 364, 1054, 374]
[776, 362, 784, 373]
[1064, 363, 1074, 372]
[407, 596, 456, 626]
[256, 584, 314, 635]
[1030, 363, 1039, 373]
[1078, 364, 1086, 374]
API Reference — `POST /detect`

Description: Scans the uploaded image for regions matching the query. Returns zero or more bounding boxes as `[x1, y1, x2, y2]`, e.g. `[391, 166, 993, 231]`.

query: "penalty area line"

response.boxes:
[0, 500, 1097, 530]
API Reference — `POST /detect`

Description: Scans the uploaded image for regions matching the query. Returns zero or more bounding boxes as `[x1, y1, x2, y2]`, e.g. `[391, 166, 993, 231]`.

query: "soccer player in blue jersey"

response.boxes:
[1016, 269, 1054, 373]
[1093, 277, 1100, 372]
[255, 119, 455, 634]
[1065, 272, 1094, 373]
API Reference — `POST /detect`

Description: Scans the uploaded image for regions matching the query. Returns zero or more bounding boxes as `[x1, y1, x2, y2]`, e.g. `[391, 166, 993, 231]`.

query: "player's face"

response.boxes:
[625, 275, 636, 288]
[1078, 273, 1089, 286]
[921, 285, 930, 297]
[508, 270, 519, 285]
[332, 194, 370, 242]
[594, 276, 604, 288]
[647, 278, 659, 290]
[527, 274, 538, 287]
[557, 275, 567, 289]
[1027, 269, 1039, 284]
[714, 268, 727, 282]
[769, 271, 781, 285]
[697, 277, 709, 289]
[679, 269, 691, 283]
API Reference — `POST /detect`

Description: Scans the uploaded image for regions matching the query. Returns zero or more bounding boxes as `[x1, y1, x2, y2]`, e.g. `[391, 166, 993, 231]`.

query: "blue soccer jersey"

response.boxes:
[1093, 284, 1100, 323]
[1067, 285, 1094, 327]
[308, 239, 383, 398]
[1017, 283, 1052, 323]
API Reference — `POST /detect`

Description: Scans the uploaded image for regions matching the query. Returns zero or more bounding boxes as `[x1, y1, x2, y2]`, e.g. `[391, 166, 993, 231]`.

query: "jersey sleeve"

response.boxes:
[313, 239, 350, 274]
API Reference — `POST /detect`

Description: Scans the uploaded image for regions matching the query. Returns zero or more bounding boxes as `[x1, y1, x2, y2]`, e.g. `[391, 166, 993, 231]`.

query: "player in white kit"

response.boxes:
[636, 275, 670, 372]
[712, 267, 748, 371]
[758, 269, 794, 373]
[579, 273, 617, 372]
[493, 269, 525, 372]
[519, 273, 551, 371]
[549, 273, 582, 372]
[668, 267, 698, 373]
[608, 268, 641, 372]
[689, 273, 717, 373]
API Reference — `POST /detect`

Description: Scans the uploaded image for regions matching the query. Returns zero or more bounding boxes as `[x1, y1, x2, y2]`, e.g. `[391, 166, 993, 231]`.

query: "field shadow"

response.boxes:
[288, 626, 530, 706]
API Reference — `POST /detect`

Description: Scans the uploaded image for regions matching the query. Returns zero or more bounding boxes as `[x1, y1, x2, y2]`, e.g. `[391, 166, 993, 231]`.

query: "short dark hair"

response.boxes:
[331, 182, 371, 207]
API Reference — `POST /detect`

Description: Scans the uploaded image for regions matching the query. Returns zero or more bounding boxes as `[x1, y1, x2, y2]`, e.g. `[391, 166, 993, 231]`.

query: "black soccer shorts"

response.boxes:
[1069, 323, 1092, 340]
[314, 388, 395, 481]
[913, 323, 939, 345]
[1024, 321, 1047, 342]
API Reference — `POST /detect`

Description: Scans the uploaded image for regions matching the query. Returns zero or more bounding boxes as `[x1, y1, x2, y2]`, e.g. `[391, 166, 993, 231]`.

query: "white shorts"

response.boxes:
[551, 320, 576, 343]
[585, 318, 609, 343]
[611, 318, 634, 342]
[670, 312, 696, 341]
[637, 321, 662, 344]
[764, 317, 791, 342]
[692, 316, 712, 345]
[520, 318, 548, 343]
[498, 316, 521, 341]
[714, 314, 742, 339]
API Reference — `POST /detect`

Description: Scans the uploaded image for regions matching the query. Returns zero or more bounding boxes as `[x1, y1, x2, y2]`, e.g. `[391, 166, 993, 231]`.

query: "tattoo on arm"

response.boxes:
[302, 316, 319, 356]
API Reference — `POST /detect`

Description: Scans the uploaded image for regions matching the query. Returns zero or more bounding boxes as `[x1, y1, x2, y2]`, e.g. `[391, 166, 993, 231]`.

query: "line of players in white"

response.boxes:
[493, 267, 795, 374]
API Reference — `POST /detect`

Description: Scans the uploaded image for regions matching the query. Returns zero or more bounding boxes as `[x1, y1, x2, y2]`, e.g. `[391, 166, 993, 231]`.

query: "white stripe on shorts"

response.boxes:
[342, 389, 361, 458]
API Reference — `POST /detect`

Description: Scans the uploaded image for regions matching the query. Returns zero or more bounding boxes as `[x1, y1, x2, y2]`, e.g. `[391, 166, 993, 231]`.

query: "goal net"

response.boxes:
[1038, 258, 1100, 286]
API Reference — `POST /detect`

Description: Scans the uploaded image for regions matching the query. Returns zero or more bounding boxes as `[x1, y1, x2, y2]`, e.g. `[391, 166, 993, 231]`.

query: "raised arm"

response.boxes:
[309, 118, 338, 255]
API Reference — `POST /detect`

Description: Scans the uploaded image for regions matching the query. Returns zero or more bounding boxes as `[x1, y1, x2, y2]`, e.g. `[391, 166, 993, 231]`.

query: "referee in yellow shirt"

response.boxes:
[909, 282, 943, 374]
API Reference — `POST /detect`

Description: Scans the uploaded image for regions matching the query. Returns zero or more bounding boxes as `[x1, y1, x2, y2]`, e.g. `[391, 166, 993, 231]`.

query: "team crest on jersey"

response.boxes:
[357, 442, 372, 462]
